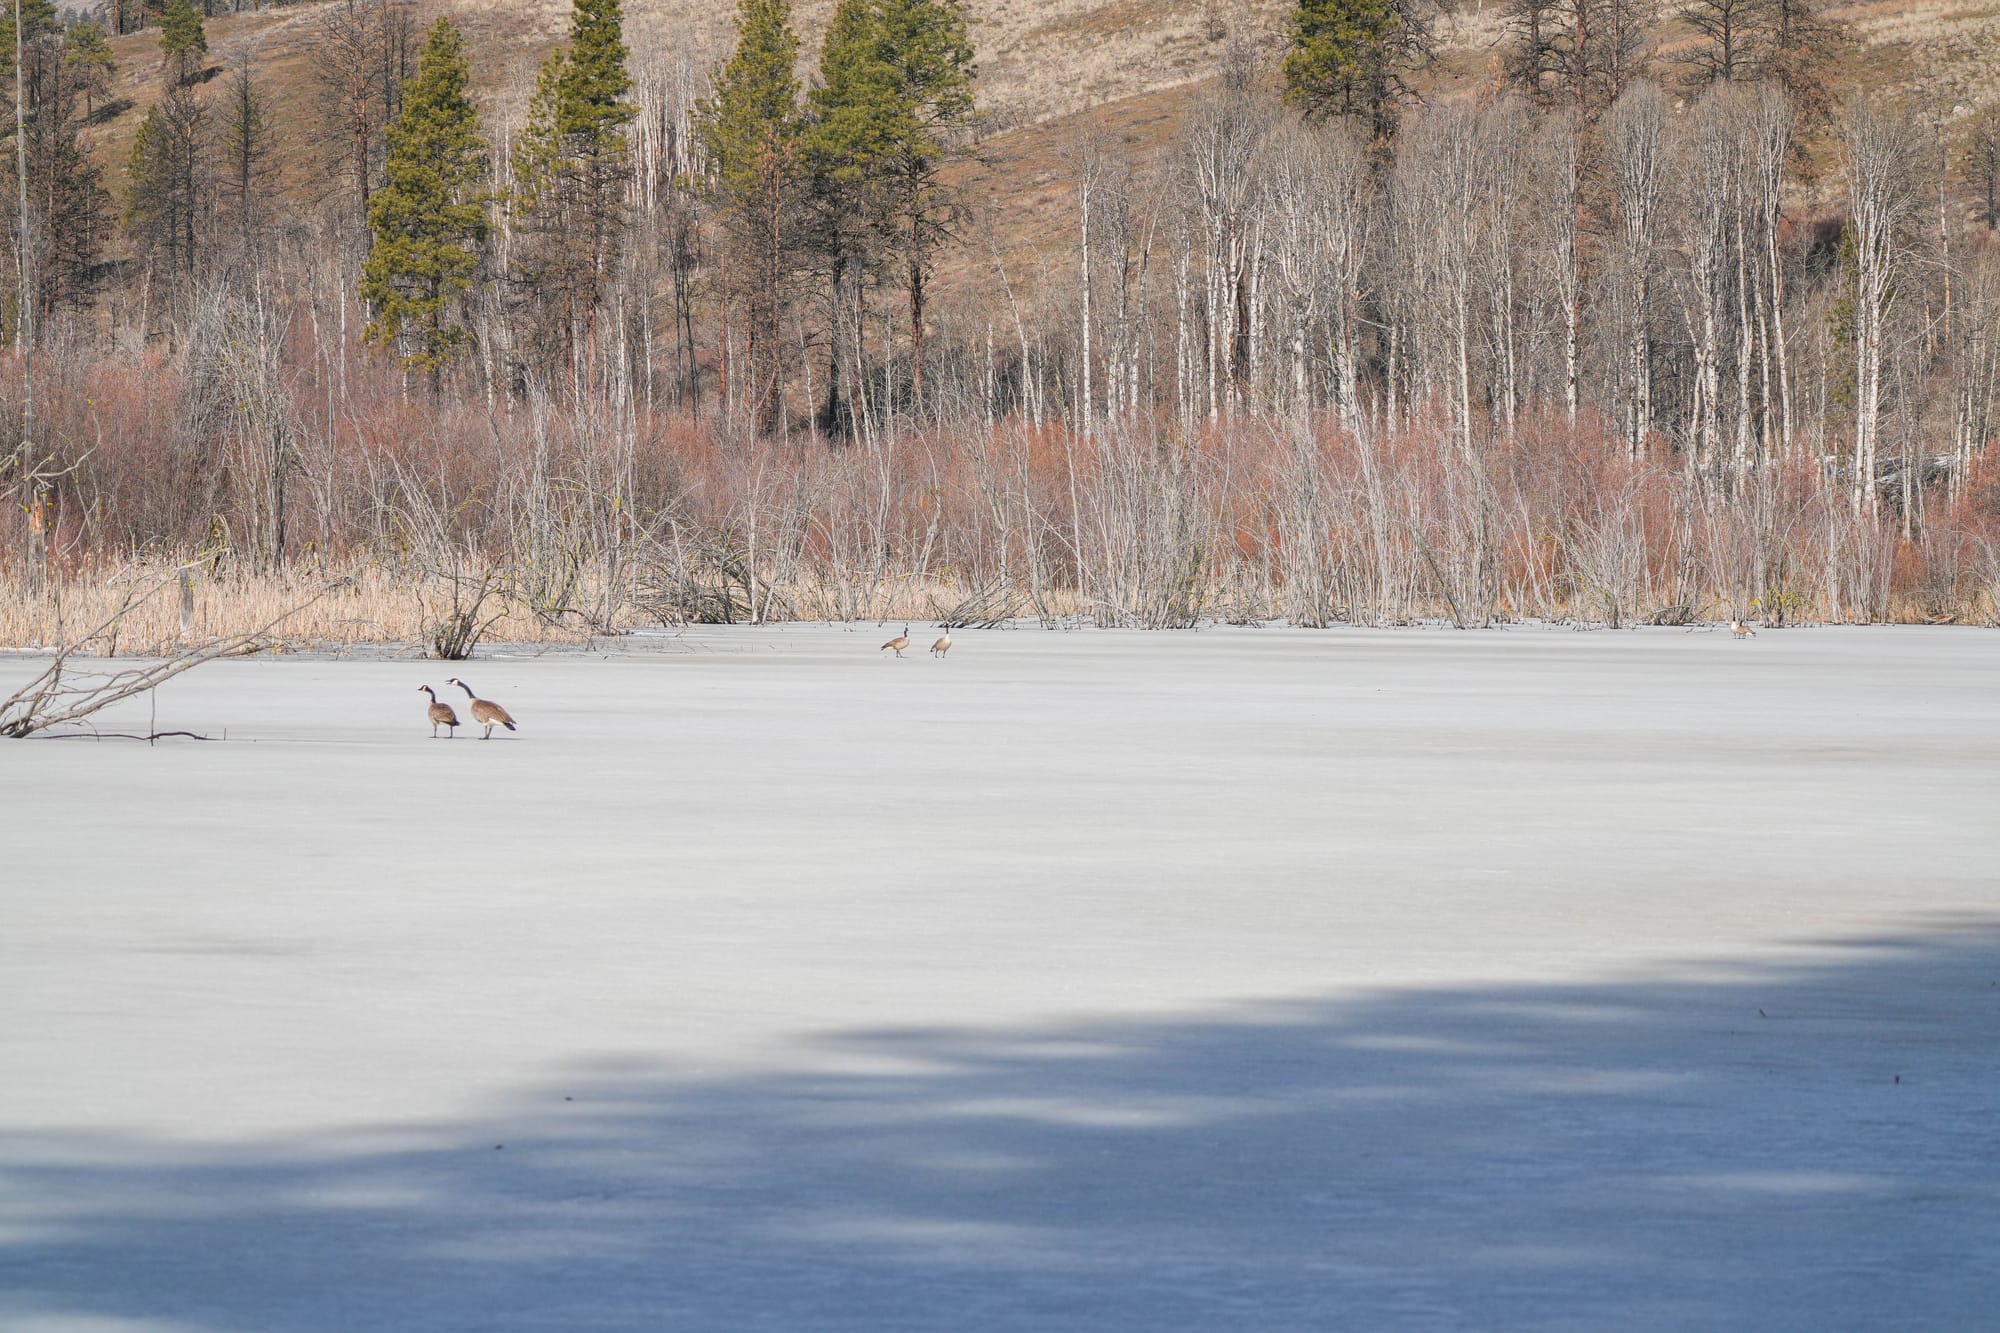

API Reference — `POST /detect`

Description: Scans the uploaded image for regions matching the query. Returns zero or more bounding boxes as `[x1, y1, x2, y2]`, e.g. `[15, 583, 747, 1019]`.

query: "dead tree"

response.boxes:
[1843, 103, 1925, 516]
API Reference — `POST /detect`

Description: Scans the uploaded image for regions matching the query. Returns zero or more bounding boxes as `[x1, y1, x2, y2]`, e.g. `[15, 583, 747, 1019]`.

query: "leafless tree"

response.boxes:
[1175, 46, 1270, 423]
[1610, 82, 1667, 454]
[1842, 102, 1927, 516]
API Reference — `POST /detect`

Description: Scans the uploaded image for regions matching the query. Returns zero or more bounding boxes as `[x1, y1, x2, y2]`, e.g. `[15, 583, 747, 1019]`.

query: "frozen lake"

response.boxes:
[3, 623, 1997, 1330]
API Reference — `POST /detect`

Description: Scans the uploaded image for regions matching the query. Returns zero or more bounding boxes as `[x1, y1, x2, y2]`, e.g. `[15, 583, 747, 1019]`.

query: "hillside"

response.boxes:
[86, 0, 1284, 166]
[79, 0, 2000, 312]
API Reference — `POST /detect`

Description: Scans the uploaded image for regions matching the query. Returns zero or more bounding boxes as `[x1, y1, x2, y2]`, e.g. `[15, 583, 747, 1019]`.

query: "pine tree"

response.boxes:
[1283, 0, 1435, 143]
[554, 0, 636, 274]
[362, 18, 490, 388]
[511, 49, 582, 378]
[808, 0, 973, 411]
[699, 0, 802, 427]
[6, 10, 112, 315]
[158, 0, 206, 88]
[0, 0, 57, 73]
[126, 84, 207, 284]
[803, 0, 893, 430]
[512, 50, 566, 213]
[63, 20, 115, 122]
[701, 0, 800, 194]
[35, 56, 111, 312]
[511, 0, 636, 386]
[557, 0, 635, 148]
[807, 0, 898, 225]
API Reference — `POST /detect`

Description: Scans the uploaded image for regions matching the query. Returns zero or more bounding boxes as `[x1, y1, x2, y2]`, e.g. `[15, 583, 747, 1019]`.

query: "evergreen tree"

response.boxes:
[6, 9, 111, 315]
[511, 49, 580, 377]
[881, 0, 974, 408]
[699, 0, 802, 427]
[63, 20, 115, 123]
[34, 75, 111, 312]
[558, 0, 635, 291]
[805, 0, 972, 410]
[0, 0, 57, 72]
[807, 0, 898, 226]
[158, 0, 206, 88]
[804, 0, 896, 430]
[511, 0, 636, 386]
[512, 50, 566, 210]
[557, 0, 635, 150]
[1283, 0, 1435, 143]
[701, 0, 800, 193]
[363, 18, 489, 387]
[126, 84, 207, 284]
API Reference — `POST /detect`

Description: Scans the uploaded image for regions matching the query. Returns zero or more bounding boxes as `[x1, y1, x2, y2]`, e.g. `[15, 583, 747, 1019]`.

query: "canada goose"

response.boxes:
[931, 628, 953, 658]
[448, 677, 517, 739]
[881, 625, 911, 657]
[1730, 619, 1757, 639]
[419, 685, 460, 739]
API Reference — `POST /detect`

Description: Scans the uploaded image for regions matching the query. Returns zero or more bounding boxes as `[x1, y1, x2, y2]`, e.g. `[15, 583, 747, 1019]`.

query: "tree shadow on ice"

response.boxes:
[5, 919, 2000, 1332]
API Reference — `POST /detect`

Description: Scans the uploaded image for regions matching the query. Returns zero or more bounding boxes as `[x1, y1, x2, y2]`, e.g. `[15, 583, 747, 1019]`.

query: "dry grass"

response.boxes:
[0, 560, 1059, 656]
[91, 0, 1275, 149]
[0, 562, 576, 657]
[1840, 1, 2000, 112]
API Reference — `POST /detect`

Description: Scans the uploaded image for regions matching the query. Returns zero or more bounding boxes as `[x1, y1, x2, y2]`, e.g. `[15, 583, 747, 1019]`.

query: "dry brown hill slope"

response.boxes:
[88, 0, 1284, 155]
[81, 0, 2000, 301]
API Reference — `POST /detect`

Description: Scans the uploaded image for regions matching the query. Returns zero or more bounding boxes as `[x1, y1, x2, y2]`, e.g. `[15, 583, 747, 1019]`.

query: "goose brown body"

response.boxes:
[1730, 620, 1757, 638]
[419, 685, 459, 738]
[931, 629, 952, 657]
[448, 678, 517, 739]
[881, 626, 911, 657]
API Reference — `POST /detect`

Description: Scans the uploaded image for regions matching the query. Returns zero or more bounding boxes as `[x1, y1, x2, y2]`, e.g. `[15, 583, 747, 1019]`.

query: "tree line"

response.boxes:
[2, 0, 2000, 631]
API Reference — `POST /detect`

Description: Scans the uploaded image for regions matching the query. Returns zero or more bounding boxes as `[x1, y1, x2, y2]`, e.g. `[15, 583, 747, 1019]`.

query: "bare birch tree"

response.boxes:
[1842, 103, 1925, 516]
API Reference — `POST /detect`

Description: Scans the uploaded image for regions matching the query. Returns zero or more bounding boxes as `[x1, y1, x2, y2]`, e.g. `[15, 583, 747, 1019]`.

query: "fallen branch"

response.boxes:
[30, 729, 220, 742]
[927, 577, 1023, 629]
[2, 564, 335, 739]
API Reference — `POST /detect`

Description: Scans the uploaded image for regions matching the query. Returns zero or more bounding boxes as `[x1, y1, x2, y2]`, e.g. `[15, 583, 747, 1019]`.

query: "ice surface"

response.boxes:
[2, 624, 1997, 1330]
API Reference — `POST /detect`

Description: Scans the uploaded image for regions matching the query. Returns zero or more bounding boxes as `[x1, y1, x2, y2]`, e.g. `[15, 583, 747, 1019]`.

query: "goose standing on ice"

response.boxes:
[881, 626, 911, 657]
[448, 677, 517, 739]
[931, 628, 953, 658]
[1730, 619, 1757, 639]
[419, 685, 460, 739]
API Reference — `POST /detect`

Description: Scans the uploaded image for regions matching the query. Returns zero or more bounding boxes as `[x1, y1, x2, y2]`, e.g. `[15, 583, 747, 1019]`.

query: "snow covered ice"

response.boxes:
[2, 623, 1997, 1330]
